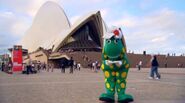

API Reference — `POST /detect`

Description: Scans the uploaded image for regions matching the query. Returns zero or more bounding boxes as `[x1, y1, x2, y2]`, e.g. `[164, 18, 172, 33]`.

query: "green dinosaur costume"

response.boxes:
[99, 28, 133, 103]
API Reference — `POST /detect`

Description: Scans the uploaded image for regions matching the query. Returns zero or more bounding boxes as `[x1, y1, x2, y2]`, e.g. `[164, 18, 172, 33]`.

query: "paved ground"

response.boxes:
[0, 68, 185, 103]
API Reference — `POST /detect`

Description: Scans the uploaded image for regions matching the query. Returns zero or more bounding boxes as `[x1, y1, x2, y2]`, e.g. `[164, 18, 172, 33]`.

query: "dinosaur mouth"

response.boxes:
[108, 55, 119, 59]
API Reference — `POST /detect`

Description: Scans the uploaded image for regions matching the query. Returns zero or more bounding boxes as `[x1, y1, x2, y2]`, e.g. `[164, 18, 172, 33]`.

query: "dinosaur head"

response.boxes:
[104, 37, 123, 59]
[103, 28, 125, 60]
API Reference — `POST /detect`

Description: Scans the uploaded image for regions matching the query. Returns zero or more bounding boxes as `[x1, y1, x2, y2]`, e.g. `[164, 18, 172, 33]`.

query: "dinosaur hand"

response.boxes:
[115, 61, 122, 67]
[105, 60, 112, 66]
[105, 60, 122, 66]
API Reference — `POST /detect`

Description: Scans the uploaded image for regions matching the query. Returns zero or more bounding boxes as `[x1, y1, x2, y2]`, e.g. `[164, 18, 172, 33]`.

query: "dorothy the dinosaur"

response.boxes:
[99, 27, 134, 103]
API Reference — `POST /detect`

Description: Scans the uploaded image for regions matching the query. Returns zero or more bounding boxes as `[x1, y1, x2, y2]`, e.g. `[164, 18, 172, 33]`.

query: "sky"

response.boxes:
[0, 0, 185, 55]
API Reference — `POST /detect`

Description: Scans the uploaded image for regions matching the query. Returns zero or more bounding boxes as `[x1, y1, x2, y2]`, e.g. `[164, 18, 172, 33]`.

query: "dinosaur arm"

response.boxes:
[120, 48, 130, 69]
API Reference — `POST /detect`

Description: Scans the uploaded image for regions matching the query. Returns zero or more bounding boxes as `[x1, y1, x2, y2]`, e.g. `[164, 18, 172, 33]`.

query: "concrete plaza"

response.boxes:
[0, 68, 185, 103]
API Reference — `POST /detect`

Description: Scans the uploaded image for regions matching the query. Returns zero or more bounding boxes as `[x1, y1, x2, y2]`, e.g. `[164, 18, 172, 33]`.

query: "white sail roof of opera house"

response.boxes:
[20, 1, 70, 52]
[20, 1, 107, 52]
[52, 11, 105, 52]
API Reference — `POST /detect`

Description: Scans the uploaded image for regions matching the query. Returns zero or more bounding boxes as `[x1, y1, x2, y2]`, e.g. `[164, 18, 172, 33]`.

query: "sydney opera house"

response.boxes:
[21, 1, 107, 67]
[21, 1, 185, 68]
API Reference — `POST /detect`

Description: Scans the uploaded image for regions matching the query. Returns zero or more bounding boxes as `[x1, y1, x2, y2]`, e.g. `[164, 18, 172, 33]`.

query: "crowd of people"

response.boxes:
[2, 54, 184, 81]
[60, 57, 81, 74]
[22, 61, 53, 74]
[0, 61, 13, 73]
[90, 61, 100, 72]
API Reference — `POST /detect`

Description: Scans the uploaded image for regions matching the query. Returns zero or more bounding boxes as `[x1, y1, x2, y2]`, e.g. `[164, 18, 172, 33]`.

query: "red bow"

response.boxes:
[113, 29, 119, 36]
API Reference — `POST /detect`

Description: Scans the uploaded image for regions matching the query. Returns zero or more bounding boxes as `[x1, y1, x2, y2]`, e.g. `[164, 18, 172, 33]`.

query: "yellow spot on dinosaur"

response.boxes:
[125, 64, 130, 69]
[121, 72, 127, 78]
[106, 83, 110, 88]
[117, 79, 120, 84]
[116, 72, 119, 77]
[105, 71, 110, 78]
[121, 83, 125, 88]
[112, 72, 116, 76]
[104, 54, 107, 59]
[101, 64, 104, 70]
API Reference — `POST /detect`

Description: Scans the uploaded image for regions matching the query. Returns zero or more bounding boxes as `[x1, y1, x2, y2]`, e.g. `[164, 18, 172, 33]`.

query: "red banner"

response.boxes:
[12, 45, 23, 72]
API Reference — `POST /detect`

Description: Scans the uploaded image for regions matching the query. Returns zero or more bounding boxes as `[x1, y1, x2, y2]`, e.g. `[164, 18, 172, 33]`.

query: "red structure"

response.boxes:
[12, 45, 23, 72]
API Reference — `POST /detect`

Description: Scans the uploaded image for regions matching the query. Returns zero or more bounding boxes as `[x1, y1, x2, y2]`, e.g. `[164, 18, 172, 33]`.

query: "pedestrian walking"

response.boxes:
[149, 55, 161, 79]
[69, 57, 74, 73]
[92, 62, 95, 71]
[77, 63, 81, 71]
[138, 61, 142, 71]
[1, 62, 5, 71]
[61, 63, 65, 73]
[51, 64, 54, 72]
[8, 59, 13, 73]
[37, 61, 41, 72]
[94, 61, 98, 72]
[47, 64, 49, 72]
[43, 62, 46, 70]
[26, 58, 32, 75]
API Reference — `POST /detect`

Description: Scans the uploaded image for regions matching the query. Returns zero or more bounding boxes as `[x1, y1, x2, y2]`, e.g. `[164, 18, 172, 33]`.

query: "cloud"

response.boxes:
[0, 0, 60, 54]
[69, 8, 108, 26]
[151, 33, 174, 43]
[110, 16, 136, 28]
[11, 20, 30, 36]
[110, 8, 185, 54]
[0, 0, 60, 17]
[0, 11, 30, 54]
[151, 36, 167, 43]
[0, 0, 184, 55]
[0, 10, 30, 36]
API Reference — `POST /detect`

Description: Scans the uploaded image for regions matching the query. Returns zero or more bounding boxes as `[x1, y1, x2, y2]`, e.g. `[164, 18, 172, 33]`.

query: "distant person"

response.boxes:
[26, 58, 32, 74]
[61, 63, 65, 73]
[165, 62, 167, 68]
[73, 61, 77, 70]
[69, 57, 74, 73]
[1, 62, 5, 71]
[51, 64, 54, 72]
[92, 62, 95, 71]
[31, 63, 35, 72]
[37, 61, 41, 72]
[138, 61, 142, 71]
[77, 63, 81, 71]
[8, 60, 13, 72]
[47, 64, 50, 72]
[94, 61, 98, 72]
[149, 55, 161, 79]
[177, 63, 181, 68]
[43, 62, 46, 70]
[31, 63, 37, 74]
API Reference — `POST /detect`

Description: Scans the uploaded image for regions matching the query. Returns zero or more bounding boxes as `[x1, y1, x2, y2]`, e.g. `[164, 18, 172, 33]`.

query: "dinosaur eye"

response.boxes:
[114, 39, 118, 44]
[106, 39, 111, 44]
